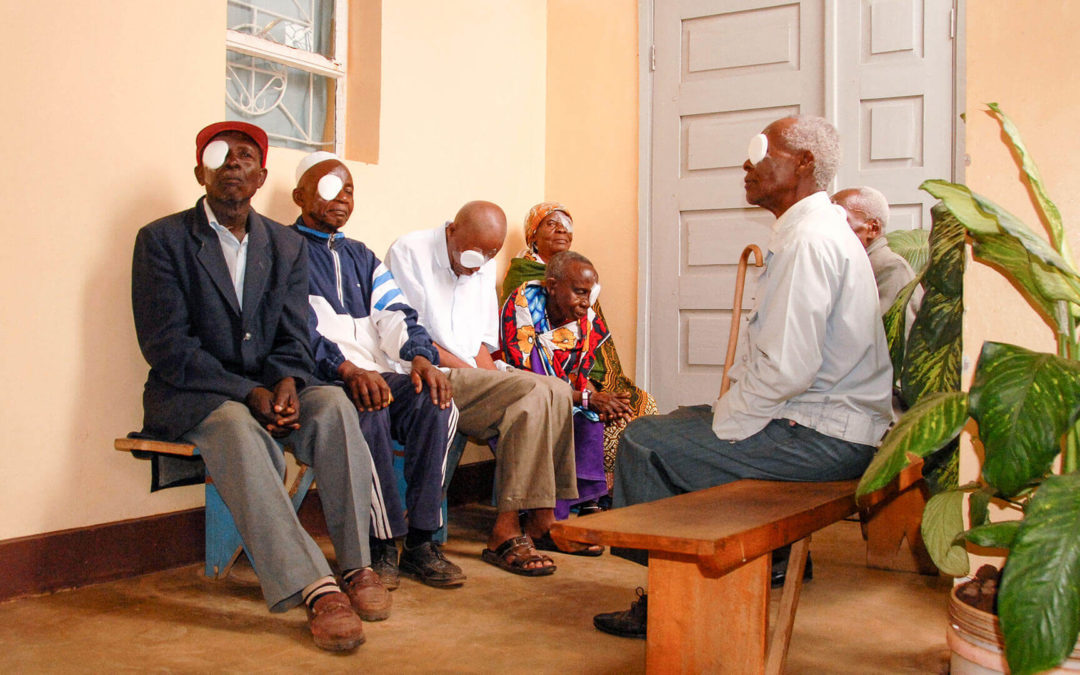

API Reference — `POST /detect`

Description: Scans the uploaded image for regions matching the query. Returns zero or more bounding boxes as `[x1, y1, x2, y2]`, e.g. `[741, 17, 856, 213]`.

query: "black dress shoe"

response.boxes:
[400, 541, 467, 588]
[771, 552, 813, 589]
[370, 538, 400, 591]
[594, 588, 647, 639]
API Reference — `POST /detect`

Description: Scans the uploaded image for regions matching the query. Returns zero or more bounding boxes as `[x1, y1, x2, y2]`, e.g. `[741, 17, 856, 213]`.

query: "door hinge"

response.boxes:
[949, 7, 956, 39]
[650, 44, 656, 71]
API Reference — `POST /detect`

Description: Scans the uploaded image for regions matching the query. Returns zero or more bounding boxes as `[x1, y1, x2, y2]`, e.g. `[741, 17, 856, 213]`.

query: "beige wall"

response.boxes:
[962, 2, 1080, 494]
[543, 0, 640, 377]
[0, 0, 547, 540]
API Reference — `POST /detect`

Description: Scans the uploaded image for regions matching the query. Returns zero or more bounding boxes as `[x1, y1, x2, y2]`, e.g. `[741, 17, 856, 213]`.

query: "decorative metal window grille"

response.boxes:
[225, 0, 347, 153]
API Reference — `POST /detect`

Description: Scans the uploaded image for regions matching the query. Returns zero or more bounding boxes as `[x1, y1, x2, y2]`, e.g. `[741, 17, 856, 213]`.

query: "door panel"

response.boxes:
[650, 0, 824, 410]
[646, 0, 957, 411]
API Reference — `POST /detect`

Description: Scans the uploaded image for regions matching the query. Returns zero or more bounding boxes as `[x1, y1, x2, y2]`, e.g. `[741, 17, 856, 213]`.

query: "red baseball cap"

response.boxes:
[195, 121, 269, 168]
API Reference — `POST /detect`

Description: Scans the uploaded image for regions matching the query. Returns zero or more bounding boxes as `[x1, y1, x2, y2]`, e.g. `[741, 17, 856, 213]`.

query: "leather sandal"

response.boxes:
[532, 531, 604, 557]
[481, 536, 556, 576]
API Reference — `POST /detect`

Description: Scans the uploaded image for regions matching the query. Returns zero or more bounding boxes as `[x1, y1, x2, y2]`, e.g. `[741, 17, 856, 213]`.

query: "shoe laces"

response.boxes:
[630, 587, 647, 619]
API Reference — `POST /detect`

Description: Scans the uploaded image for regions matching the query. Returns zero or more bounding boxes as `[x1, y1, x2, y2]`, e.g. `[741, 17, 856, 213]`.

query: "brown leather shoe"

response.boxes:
[344, 568, 392, 621]
[306, 591, 365, 651]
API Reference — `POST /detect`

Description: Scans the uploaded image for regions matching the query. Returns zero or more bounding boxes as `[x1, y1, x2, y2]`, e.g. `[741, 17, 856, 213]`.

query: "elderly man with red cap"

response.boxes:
[130, 122, 387, 652]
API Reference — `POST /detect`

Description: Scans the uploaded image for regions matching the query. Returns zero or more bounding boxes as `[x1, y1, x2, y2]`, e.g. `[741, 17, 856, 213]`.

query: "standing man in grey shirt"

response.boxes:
[593, 115, 894, 639]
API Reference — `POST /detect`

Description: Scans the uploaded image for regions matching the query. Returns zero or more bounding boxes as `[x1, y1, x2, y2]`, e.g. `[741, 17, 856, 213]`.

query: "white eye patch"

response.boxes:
[459, 250, 486, 268]
[317, 174, 344, 201]
[589, 283, 601, 306]
[748, 133, 768, 165]
[202, 140, 229, 170]
[550, 213, 574, 233]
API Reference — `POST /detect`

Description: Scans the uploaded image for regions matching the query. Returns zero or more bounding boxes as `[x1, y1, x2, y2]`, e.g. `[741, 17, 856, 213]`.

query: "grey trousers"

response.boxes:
[447, 367, 577, 512]
[613, 405, 876, 565]
[182, 386, 372, 612]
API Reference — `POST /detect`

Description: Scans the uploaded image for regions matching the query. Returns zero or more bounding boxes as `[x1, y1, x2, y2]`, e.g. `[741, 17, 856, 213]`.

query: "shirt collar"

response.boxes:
[866, 235, 889, 255]
[204, 201, 244, 245]
[434, 222, 453, 272]
[295, 221, 345, 241]
[767, 191, 833, 253]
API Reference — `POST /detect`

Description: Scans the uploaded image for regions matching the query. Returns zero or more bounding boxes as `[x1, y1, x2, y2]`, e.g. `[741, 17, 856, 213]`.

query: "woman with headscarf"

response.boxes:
[500, 203, 657, 508]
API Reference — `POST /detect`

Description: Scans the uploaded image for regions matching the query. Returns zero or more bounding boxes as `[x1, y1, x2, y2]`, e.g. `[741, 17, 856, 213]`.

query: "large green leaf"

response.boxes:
[923, 204, 966, 300]
[898, 206, 965, 410]
[886, 228, 931, 275]
[987, 102, 1072, 264]
[921, 489, 969, 576]
[972, 197, 1080, 307]
[921, 180, 1000, 235]
[968, 487, 993, 528]
[883, 274, 923, 375]
[922, 180, 1080, 313]
[856, 392, 968, 496]
[962, 521, 1019, 549]
[970, 342, 1080, 496]
[999, 473, 1080, 675]
[971, 232, 1062, 322]
[901, 289, 963, 407]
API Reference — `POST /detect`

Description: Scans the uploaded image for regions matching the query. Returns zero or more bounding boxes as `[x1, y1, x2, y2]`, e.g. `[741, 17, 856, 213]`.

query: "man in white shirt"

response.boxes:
[594, 115, 893, 639]
[386, 201, 588, 577]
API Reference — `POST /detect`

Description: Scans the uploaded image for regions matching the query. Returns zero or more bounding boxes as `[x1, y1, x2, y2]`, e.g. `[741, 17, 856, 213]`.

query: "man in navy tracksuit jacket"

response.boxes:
[292, 152, 465, 589]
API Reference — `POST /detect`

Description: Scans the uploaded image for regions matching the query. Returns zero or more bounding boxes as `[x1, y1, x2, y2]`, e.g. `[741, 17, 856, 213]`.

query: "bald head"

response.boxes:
[445, 200, 506, 276]
[831, 186, 889, 248]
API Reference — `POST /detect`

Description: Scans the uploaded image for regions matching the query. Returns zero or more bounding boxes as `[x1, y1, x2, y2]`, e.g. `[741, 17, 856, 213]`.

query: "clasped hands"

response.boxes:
[246, 376, 301, 437]
[586, 387, 632, 422]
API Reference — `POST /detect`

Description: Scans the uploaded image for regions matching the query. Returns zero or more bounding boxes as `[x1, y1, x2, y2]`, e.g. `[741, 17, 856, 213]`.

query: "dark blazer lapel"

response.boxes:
[241, 210, 271, 320]
[192, 198, 242, 317]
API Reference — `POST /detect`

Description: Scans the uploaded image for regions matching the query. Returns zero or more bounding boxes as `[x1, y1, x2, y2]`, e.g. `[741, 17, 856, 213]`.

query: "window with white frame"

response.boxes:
[225, 0, 347, 154]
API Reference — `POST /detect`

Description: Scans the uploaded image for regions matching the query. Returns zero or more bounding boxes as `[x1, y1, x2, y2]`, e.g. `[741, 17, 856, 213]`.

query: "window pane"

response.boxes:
[226, 50, 334, 152]
[227, 0, 334, 58]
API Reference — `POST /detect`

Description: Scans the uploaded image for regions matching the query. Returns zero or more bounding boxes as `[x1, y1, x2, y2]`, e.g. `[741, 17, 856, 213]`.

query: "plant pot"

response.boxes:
[948, 586, 1080, 673]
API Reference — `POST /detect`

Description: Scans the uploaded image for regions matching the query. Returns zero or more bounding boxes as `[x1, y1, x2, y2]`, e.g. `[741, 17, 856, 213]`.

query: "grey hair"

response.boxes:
[546, 250, 594, 281]
[779, 115, 840, 191]
[846, 186, 890, 229]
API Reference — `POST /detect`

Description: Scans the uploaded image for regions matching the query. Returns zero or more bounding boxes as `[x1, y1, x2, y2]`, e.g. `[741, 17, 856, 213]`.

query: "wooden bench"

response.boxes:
[115, 434, 467, 579]
[551, 479, 857, 673]
[550, 460, 926, 674]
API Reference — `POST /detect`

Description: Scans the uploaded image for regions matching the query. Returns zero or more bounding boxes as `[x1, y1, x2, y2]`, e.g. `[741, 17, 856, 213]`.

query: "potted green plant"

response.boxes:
[856, 104, 1080, 675]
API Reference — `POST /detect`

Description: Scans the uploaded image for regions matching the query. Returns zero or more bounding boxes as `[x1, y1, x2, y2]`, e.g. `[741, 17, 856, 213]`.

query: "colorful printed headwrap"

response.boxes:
[524, 201, 573, 247]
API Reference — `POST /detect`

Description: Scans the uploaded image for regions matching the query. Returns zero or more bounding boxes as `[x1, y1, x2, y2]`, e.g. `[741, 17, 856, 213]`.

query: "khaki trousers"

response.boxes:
[447, 368, 577, 512]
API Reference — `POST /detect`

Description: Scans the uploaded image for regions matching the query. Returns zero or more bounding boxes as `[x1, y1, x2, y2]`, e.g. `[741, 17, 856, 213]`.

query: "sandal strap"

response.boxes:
[493, 535, 532, 558]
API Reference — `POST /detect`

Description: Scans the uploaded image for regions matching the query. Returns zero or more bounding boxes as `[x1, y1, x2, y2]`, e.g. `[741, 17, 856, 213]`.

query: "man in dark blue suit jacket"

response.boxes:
[130, 121, 387, 651]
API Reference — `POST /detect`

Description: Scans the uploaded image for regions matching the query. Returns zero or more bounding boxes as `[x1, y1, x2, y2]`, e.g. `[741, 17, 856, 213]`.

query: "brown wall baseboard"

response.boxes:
[0, 459, 495, 603]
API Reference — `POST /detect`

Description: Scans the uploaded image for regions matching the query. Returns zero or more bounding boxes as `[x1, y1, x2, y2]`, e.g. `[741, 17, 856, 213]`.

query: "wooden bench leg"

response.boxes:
[766, 536, 811, 675]
[864, 486, 936, 575]
[648, 551, 769, 673]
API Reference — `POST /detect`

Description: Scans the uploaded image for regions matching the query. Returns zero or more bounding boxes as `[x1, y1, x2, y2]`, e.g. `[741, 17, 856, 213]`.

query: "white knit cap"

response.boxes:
[295, 151, 341, 183]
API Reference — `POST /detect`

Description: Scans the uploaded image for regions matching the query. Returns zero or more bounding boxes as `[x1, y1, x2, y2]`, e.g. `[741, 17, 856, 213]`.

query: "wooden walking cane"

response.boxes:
[719, 244, 765, 397]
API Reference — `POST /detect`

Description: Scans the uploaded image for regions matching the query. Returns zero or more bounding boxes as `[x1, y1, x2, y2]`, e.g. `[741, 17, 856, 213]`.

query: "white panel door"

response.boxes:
[644, 0, 959, 411]
[648, 0, 825, 411]
[833, 0, 958, 232]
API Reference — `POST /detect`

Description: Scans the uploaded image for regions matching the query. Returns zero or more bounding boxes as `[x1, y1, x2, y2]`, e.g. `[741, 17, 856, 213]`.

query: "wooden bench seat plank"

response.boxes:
[551, 479, 857, 574]
[114, 438, 198, 457]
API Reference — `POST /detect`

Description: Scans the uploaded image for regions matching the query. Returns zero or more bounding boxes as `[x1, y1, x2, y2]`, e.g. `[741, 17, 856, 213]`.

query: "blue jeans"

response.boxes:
[612, 405, 875, 565]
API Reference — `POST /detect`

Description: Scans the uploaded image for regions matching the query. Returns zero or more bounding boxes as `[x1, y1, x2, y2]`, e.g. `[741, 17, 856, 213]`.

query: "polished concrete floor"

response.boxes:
[0, 506, 952, 673]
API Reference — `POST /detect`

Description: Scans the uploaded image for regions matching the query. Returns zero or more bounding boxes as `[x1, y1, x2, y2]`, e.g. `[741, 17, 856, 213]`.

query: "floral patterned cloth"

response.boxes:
[499, 280, 609, 396]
